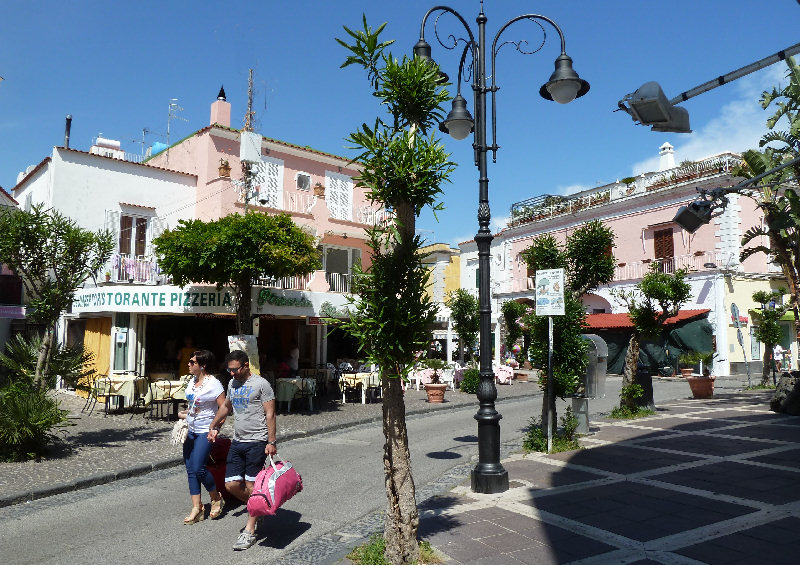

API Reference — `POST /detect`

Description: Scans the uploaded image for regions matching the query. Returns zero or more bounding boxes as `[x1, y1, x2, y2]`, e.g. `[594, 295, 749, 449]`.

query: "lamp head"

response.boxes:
[413, 38, 448, 83]
[674, 200, 713, 233]
[624, 81, 691, 133]
[439, 94, 474, 140]
[540, 53, 590, 104]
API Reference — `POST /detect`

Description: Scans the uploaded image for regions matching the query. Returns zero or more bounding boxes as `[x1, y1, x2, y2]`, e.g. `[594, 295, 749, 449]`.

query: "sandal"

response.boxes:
[209, 497, 225, 519]
[183, 505, 205, 524]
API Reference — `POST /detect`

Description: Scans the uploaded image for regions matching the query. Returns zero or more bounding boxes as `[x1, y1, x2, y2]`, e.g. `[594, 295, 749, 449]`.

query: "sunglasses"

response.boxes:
[226, 365, 245, 374]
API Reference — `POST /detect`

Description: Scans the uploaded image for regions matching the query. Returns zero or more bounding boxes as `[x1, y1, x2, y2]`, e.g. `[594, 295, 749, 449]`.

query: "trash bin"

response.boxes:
[571, 334, 609, 434]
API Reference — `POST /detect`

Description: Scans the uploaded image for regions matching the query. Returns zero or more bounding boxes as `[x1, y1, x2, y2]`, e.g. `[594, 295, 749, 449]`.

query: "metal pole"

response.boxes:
[470, 6, 508, 495]
[546, 316, 554, 453]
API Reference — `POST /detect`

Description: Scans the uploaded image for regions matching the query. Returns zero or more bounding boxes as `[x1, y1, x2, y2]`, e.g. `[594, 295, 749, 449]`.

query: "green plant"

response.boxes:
[0, 334, 95, 390]
[421, 357, 447, 384]
[678, 351, 700, 368]
[0, 382, 70, 461]
[459, 367, 480, 394]
[522, 410, 582, 453]
[445, 289, 479, 361]
[347, 533, 441, 565]
[609, 405, 656, 419]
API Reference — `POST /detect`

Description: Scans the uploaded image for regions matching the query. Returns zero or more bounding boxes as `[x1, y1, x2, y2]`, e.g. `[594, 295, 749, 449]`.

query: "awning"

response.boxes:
[0, 305, 26, 319]
[584, 308, 710, 330]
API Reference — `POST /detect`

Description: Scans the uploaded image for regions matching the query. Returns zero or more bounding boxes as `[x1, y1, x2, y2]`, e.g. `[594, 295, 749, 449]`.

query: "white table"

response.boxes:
[94, 375, 148, 410]
[340, 372, 379, 404]
[275, 377, 316, 412]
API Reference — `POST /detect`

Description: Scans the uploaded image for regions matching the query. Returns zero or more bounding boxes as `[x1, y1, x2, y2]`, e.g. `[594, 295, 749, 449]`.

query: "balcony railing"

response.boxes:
[615, 252, 737, 281]
[104, 254, 170, 284]
[325, 272, 351, 293]
[253, 274, 312, 291]
[509, 153, 741, 228]
[357, 206, 392, 225]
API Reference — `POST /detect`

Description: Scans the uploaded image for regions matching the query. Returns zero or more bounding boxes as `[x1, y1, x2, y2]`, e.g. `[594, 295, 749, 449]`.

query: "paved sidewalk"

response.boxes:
[0, 377, 540, 507]
[417, 390, 799, 564]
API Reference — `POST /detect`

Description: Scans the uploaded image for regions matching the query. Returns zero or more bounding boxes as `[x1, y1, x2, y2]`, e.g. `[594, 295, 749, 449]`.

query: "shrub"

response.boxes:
[522, 408, 582, 453]
[347, 533, 441, 565]
[0, 382, 70, 461]
[610, 382, 655, 419]
[459, 367, 480, 394]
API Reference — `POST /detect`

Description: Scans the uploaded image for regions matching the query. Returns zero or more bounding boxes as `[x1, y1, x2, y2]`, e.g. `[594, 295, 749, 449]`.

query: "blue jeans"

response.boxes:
[183, 431, 216, 496]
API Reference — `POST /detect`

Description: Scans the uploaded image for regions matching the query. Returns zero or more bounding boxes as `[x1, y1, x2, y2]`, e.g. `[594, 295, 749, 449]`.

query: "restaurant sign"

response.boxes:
[71, 285, 237, 314]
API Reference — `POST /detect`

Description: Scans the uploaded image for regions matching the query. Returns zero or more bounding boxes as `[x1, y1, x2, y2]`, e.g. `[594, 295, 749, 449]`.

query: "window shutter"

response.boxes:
[326, 172, 353, 220]
[254, 156, 284, 209]
[105, 210, 121, 252]
[653, 228, 674, 259]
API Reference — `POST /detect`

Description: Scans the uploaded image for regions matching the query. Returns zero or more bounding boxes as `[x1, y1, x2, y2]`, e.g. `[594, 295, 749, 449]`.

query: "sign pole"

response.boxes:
[547, 315, 554, 453]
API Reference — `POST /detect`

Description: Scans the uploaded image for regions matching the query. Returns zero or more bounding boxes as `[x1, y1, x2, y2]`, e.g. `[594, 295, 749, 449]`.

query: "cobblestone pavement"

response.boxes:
[408, 390, 800, 565]
[0, 378, 540, 507]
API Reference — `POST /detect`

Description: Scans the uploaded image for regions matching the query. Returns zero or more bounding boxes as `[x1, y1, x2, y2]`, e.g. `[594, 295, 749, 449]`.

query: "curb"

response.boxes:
[0, 392, 537, 509]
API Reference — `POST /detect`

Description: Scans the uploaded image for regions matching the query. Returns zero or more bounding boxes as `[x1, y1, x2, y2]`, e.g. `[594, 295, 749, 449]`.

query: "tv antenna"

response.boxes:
[166, 98, 188, 163]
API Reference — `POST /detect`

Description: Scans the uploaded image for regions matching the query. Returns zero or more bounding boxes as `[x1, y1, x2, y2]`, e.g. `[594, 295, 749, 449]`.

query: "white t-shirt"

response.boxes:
[185, 376, 225, 434]
[774, 345, 785, 361]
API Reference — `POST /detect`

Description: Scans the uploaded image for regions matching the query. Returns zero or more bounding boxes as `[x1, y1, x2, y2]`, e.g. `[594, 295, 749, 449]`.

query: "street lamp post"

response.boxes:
[414, 3, 589, 494]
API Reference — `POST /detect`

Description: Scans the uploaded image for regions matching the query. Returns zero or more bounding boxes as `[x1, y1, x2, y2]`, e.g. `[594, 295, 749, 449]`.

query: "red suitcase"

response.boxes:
[206, 437, 233, 500]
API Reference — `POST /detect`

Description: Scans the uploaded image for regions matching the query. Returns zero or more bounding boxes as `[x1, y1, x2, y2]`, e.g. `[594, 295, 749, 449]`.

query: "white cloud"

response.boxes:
[557, 183, 590, 196]
[451, 232, 475, 249]
[631, 65, 788, 175]
[492, 215, 510, 232]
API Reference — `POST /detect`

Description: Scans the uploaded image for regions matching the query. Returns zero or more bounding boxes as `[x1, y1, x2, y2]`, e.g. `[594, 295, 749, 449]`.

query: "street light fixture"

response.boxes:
[414, 3, 589, 494]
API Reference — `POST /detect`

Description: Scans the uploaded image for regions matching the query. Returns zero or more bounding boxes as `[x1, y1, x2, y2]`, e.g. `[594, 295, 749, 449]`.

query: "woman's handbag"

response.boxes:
[247, 455, 303, 516]
[170, 419, 188, 445]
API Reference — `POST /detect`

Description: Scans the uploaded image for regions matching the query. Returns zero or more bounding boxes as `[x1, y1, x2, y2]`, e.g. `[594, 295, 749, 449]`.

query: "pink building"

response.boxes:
[471, 143, 791, 376]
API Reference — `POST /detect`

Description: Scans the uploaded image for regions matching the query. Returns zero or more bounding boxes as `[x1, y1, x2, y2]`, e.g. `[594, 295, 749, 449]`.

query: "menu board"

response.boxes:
[535, 268, 565, 316]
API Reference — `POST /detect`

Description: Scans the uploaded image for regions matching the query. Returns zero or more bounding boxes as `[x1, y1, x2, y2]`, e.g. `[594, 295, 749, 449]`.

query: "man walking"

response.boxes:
[208, 350, 277, 551]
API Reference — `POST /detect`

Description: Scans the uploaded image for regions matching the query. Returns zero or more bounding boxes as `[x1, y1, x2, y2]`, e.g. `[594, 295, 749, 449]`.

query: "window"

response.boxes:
[253, 156, 284, 209]
[296, 173, 311, 191]
[119, 215, 148, 257]
[326, 171, 353, 220]
[653, 227, 675, 273]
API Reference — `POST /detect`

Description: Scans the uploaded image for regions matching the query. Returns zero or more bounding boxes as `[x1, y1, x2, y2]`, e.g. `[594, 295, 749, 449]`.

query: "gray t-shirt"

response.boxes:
[227, 373, 275, 442]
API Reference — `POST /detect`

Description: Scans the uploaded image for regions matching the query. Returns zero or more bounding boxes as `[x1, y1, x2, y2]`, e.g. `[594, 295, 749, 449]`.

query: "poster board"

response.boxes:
[535, 268, 565, 316]
[228, 334, 260, 374]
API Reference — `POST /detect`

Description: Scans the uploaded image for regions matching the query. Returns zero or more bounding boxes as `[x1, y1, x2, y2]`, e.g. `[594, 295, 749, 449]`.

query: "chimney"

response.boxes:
[64, 114, 72, 148]
[658, 142, 675, 171]
[210, 85, 231, 128]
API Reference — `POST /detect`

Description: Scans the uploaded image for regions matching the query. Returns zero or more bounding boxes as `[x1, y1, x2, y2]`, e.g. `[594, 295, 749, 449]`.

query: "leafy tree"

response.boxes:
[519, 220, 616, 430]
[0, 204, 113, 385]
[501, 299, 529, 361]
[750, 289, 789, 385]
[736, 57, 800, 336]
[613, 265, 691, 409]
[153, 212, 320, 335]
[336, 16, 453, 564]
[445, 288, 479, 362]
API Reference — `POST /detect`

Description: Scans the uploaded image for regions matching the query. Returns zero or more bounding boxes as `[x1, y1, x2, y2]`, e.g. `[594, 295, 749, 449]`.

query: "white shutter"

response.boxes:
[148, 217, 166, 255]
[326, 171, 353, 220]
[255, 156, 284, 209]
[105, 210, 121, 252]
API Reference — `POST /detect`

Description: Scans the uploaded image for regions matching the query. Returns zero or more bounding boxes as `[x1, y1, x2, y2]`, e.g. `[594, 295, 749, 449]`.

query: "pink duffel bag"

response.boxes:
[247, 455, 303, 517]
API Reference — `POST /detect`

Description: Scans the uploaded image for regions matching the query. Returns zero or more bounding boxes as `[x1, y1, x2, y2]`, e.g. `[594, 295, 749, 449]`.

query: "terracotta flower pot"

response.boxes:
[424, 383, 448, 403]
[514, 372, 529, 383]
[686, 375, 715, 399]
[680, 368, 694, 377]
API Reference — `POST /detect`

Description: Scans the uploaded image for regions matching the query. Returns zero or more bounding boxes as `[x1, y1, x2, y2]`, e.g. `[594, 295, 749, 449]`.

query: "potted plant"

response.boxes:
[104, 271, 111, 282]
[685, 351, 716, 399]
[421, 358, 449, 403]
[678, 351, 699, 377]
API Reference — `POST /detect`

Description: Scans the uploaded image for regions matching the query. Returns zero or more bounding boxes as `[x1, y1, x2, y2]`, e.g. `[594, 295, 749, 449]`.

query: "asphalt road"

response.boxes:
[0, 376, 734, 564]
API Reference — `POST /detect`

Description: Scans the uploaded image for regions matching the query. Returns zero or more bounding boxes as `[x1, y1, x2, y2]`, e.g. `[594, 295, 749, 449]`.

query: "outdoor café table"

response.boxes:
[409, 368, 435, 390]
[94, 374, 148, 411]
[494, 364, 514, 385]
[148, 376, 189, 403]
[340, 372, 378, 404]
[275, 377, 316, 412]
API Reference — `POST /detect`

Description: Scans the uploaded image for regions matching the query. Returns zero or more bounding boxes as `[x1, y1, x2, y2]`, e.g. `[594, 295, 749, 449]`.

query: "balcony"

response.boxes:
[508, 153, 741, 229]
[325, 272, 351, 293]
[103, 254, 170, 284]
[615, 252, 737, 281]
[253, 274, 312, 291]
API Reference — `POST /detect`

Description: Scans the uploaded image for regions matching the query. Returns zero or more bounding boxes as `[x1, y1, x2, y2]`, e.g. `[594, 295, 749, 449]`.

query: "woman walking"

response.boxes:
[180, 349, 226, 524]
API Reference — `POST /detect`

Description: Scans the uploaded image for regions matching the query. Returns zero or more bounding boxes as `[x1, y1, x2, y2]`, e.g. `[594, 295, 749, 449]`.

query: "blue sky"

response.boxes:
[1, 1, 798, 247]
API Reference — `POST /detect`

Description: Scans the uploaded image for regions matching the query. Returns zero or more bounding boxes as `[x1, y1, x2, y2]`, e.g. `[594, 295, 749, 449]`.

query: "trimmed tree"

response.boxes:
[0, 204, 113, 385]
[446, 288, 480, 363]
[750, 289, 789, 384]
[336, 16, 454, 564]
[152, 212, 320, 335]
[519, 220, 616, 430]
[613, 265, 691, 409]
[501, 299, 529, 361]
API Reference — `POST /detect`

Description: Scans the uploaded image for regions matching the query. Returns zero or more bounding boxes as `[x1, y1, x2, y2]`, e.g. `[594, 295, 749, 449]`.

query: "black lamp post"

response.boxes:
[414, 3, 589, 494]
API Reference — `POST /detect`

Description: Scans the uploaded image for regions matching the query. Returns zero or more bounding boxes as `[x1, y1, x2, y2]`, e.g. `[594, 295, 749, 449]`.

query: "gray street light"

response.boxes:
[414, 3, 588, 494]
[619, 40, 800, 133]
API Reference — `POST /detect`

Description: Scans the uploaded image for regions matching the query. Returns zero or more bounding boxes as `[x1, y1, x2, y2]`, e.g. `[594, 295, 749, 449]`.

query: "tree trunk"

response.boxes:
[235, 278, 253, 335]
[381, 367, 419, 565]
[381, 198, 419, 564]
[34, 327, 55, 388]
[762, 348, 773, 386]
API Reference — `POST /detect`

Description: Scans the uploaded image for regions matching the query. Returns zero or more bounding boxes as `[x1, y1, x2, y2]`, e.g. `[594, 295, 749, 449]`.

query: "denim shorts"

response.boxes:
[225, 440, 268, 483]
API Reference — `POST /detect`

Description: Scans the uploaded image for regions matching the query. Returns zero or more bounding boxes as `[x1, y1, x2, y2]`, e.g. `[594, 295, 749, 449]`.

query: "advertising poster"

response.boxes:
[535, 268, 565, 316]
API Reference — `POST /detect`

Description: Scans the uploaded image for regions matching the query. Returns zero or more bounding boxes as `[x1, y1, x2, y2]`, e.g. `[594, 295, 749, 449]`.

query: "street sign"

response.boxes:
[731, 303, 741, 328]
[535, 268, 565, 316]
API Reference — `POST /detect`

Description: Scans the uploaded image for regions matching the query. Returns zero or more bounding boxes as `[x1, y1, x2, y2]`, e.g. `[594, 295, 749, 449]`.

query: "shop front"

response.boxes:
[68, 284, 352, 381]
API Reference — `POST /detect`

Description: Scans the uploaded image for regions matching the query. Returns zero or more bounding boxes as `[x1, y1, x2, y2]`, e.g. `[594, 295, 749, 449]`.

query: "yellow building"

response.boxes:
[422, 243, 461, 360]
